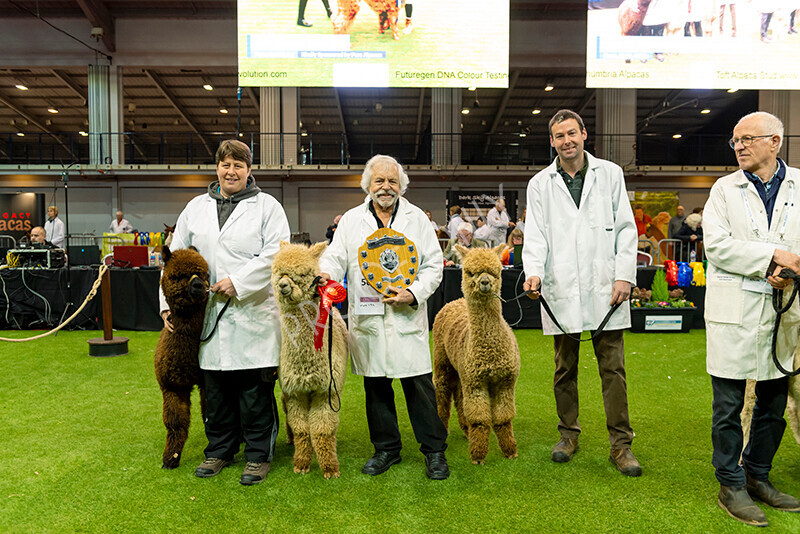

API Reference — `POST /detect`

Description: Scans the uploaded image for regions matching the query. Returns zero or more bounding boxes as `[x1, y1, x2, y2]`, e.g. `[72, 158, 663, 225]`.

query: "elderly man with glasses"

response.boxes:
[703, 111, 800, 526]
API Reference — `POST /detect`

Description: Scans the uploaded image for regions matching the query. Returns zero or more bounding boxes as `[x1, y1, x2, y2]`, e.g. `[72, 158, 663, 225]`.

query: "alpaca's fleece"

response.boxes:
[333, 0, 405, 40]
[742, 348, 800, 448]
[272, 241, 349, 478]
[154, 246, 209, 469]
[432, 245, 521, 464]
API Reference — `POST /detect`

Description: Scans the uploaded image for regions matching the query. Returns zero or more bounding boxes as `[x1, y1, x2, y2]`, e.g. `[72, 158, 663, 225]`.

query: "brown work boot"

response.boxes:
[240, 462, 271, 486]
[194, 457, 231, 478]
[550, 437, 578, 463]
[718, 485, 768, 526]
[609, 448, 642, 477]
[746, 473, 800, 512]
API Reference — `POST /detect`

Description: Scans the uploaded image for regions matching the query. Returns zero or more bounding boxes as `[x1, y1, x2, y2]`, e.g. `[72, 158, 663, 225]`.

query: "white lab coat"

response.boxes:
[158, 191, 291, 370]
[703, 166, 800, 380]
[110, 218, 133, 233]
[44, 216, 65, 248]
[319, 196, 444, 378]
[522, 152, 637, 335]
[486, 207, 510, 247]
[447, 214, 463, 238]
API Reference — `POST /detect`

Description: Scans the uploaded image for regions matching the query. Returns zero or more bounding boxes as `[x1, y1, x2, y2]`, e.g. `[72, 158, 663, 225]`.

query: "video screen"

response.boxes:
[237, 0, 509, 88]
[586, 0, 800, 89]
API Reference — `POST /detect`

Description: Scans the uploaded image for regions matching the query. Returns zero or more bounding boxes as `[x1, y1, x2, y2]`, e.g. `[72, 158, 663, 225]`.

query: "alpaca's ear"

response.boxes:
[454, 244, 468, 259]
[309, 241, 328, 258]
[161, 245, 172, 264]
[493, 244, 508, 258]
[279, 240, 290, 249]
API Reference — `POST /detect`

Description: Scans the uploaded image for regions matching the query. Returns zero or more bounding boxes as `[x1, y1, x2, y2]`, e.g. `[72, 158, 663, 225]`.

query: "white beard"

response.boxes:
[370, 189, 398, 209]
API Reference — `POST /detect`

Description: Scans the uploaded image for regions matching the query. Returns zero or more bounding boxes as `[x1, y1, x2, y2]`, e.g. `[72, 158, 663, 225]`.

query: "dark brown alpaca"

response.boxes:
[154, 245, 210, 469]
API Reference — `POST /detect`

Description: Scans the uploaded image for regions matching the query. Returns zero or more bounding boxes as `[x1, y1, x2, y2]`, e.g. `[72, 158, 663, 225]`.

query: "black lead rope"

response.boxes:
[499, 289, 621, 342]
[310, 276, 341, 412]
[199, 297, 232, 343]
[771, 268, 800, 377]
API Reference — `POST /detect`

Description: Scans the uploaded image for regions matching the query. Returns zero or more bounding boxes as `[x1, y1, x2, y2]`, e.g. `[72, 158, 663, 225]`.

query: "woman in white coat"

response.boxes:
[159, 140, 290, 486]
[318, 154, 450, 480]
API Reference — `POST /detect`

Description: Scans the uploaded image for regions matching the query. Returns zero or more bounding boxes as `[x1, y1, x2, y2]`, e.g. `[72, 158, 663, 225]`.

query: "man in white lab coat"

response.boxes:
[486, 198, 515, 247]
[44, 206, 65, 248]
[159, 140, 291, 486]
[522, 109, 641, 477]
[703, 111, 800, 526]
[318, 154, 449, 480]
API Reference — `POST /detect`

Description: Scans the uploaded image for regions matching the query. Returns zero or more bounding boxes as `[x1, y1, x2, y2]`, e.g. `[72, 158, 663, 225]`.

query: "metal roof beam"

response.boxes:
[50, 69, 88, 106]
[333, 89, 350, 161]
[0, 92, 71, 154]
[75, 0, 116, 52]
[143, 69, 213, 157]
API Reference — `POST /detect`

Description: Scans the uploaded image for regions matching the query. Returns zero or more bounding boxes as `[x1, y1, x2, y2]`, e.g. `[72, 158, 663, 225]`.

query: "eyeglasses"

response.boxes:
[728, 134, 773, 150]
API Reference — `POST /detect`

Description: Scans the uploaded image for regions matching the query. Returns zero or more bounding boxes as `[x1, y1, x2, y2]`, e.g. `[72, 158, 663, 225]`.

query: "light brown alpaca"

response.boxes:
[432, 244, 520, 464]
[741, 348, 800, 447]
[271, 241, 348, 479]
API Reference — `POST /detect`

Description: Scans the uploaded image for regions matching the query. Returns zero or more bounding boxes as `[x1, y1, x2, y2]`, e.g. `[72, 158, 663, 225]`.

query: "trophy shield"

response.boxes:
[358, 228, 419, 297]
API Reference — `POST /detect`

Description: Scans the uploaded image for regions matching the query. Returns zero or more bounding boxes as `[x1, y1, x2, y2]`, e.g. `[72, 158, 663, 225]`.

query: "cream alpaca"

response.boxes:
[272, 242, 349, 479]
[432, 244, 521, 464]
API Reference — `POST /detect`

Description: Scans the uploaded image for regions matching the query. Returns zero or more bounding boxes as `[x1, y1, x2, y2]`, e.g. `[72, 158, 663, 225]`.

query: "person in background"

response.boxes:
[27, 226, 55, 248]
[447, 205, 464, 238]
[318, 154, 450, 480]
[298, 0, 332, 27]
[676, 213, 703, 261]
[668, 205, 686, 239]
[501, 228, 524, 266]
[110, 211, 133, 234]
[326, 214, 342, 243]
[159, 139, 291, 487]
[719, 1, 737, 37]
[444, 221, 488, 266]
[473, 217, 492, 243]
[522, 109, 641, 478]
[487, 198, 515, 247]
[403, 2, 414, 34]
[516, 208, 527, 234]
[703, 111, 800, 527]
[425, 210, 439, 232]
[44, 205, 65, 248]
[633, 204, 651, 237]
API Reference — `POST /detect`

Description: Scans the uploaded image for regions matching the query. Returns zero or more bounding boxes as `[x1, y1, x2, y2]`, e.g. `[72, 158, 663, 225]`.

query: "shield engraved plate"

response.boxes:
[358, 228, 419, 297]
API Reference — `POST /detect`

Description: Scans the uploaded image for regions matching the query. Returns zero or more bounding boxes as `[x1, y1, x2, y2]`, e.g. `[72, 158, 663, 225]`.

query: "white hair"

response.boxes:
[361, 155, 409, 194]
[685, 213, 702, 231]
[736, 111, 784, 150]
[457, 221, 474, 234]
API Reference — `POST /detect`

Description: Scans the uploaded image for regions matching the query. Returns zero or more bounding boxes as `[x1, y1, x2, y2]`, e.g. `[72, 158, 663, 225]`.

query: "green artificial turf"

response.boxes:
[2, 329, 799, 533]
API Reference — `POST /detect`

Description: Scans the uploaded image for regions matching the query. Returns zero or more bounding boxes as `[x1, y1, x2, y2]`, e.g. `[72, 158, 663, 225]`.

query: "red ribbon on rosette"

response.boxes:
[314, 280, 347, 351]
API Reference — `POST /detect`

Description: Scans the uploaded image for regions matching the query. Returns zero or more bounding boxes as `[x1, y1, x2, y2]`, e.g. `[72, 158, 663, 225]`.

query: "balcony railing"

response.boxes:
[1, 131, 789, 168]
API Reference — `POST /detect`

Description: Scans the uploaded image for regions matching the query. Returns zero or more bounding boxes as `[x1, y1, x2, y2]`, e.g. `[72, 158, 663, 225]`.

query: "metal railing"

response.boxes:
[639, 237, 704, 265]
[2, 131, 791, 168]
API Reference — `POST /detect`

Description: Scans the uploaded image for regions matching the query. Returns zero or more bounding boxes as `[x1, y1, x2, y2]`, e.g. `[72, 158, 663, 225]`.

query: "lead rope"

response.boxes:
[771, 268, 800, 377]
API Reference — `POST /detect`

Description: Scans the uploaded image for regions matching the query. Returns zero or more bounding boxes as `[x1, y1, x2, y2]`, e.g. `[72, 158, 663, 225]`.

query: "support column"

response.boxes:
[259, 87, 298, 166]
[432, 88, 461, 165]
[88, 64, 124, 165]
[595, 88, 637, 166]
[759, 90, 795, 165]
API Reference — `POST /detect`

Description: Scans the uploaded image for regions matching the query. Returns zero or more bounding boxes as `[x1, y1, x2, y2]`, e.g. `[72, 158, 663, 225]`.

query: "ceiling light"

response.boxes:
[700, 108, 711, 114]
[519, 132, 527, 138]
[461, 108, 470, 115]
[672, 133, 682, 139]
[468, 86, 476, 91]
[727, 88, 739, 93]
[16, 132, 24, 137]
[47, 107, 59, 114]
[532, 109, 541, 115]
[79, 131, 88, 136]
[219, 108, 228, 114]
[300, 131, 308, 137]
[238, 132, 244, 137]
[544, 83, 554, 92]
[203, 84, 213, 91]
[15, 84, 28, 91]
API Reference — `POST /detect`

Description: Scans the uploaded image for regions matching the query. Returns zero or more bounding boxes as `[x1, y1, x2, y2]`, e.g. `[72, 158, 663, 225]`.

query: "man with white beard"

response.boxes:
[318, 154, 449, 480]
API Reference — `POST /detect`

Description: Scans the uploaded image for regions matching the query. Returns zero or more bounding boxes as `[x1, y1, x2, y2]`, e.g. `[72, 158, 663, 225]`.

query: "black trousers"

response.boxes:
[364, 373, 448, 455]
[711, 375, 789, 488]
[203, 368, 279, 463]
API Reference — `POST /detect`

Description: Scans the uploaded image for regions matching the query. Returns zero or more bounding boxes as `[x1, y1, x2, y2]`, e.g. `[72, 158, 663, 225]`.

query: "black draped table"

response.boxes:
[0, 267, 162, 331]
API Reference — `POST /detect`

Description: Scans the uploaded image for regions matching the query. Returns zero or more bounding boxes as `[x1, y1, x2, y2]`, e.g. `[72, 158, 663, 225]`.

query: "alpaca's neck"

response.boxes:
[278, 301, 319, 350]
[466, 294, 503, 335]
[171, 311, 205, 337]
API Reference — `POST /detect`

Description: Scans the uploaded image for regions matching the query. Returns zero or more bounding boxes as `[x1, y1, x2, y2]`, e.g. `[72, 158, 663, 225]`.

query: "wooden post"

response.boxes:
[101, 267, 113, 341]
[88, 267, 129, 357]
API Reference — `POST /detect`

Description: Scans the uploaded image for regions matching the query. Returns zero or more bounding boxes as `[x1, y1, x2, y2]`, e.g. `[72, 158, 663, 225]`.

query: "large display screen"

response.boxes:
[238, 0, 509, 88]
[587, 0, 800, 89]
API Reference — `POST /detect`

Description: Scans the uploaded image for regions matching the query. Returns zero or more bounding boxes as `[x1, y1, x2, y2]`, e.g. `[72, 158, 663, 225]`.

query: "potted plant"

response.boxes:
[630, 269, 697, 333]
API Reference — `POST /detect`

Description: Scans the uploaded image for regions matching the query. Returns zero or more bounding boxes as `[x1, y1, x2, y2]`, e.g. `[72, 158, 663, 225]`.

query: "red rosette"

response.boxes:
[314, 280, 347, 350]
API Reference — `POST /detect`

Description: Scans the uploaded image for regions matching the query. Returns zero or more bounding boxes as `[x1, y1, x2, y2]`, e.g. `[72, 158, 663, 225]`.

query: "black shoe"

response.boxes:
[746, 474, 800, 511]
[718, 485, 768, 526]
[297, 18, 312, 27]
[425, 451, 450, 480]
[361, 451, 401, 475]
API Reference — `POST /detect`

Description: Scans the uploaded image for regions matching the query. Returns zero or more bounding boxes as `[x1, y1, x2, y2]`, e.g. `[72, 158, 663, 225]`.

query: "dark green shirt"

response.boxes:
[556, 156, 588, 208]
